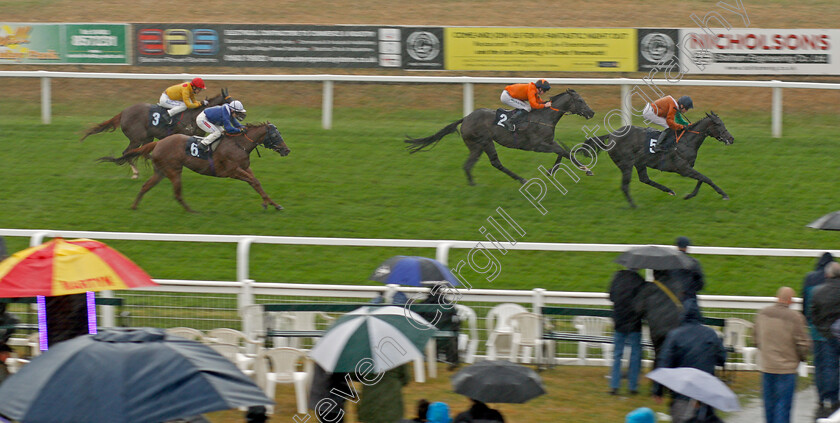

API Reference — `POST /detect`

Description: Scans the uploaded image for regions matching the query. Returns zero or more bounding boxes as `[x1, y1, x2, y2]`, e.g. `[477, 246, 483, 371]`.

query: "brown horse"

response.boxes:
[97, 123, 290, 213]
[81, 88, 233, 179]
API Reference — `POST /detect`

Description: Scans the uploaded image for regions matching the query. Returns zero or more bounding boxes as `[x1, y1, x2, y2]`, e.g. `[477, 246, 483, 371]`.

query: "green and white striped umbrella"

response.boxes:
[309, 306, 436, 373]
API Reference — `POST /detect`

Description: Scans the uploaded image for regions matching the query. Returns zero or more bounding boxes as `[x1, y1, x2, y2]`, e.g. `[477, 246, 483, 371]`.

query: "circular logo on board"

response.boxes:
[406, 31, 440, 61]
[640, 32, 676, 63]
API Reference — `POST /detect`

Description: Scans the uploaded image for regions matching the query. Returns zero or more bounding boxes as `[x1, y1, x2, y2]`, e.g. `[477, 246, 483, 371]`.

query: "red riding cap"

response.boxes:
[191, 78, 205, 89]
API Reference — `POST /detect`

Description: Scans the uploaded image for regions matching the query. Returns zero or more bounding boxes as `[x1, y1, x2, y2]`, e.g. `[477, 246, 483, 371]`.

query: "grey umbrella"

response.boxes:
[0, 327, 272, 423]
[808, 211, 840, 231]
[451, 360, 546, 404]
[646, 367, 740, 412]
[615, 245, 696, 270]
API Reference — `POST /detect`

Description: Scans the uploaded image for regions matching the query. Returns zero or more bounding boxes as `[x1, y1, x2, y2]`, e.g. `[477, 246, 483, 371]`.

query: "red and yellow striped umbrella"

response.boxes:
[0, 238, 157, 297]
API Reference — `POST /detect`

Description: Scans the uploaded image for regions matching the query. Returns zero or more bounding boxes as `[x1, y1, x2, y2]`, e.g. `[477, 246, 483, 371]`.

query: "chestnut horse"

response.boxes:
[98, 123, 290, 212]
[81, 88, 233, 179]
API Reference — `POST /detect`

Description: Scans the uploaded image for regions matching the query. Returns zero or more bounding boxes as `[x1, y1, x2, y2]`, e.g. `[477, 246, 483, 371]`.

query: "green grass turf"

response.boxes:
[1, 101, 837, 297]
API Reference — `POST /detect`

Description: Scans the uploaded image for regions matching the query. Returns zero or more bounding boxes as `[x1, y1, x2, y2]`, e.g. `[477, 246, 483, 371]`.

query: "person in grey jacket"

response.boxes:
[755, 286, 811, 423]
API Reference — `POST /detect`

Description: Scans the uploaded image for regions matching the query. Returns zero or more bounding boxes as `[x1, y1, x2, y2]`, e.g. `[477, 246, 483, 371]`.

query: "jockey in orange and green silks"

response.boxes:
[158, 77, 207, 119]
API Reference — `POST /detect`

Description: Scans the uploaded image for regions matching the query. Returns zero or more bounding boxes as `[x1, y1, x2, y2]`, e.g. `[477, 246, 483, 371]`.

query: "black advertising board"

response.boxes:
[637, 28, 680, 71]
[134, 24, 445, 69]
[402, 27, 444, 70]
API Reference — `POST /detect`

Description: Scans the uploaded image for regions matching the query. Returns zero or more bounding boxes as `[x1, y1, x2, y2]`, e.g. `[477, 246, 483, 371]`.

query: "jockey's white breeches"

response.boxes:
[642, 103, 668, 128]
[159, 93, 185, 109]
[500, 91, 531, 111]
[196, 112, 223, 136]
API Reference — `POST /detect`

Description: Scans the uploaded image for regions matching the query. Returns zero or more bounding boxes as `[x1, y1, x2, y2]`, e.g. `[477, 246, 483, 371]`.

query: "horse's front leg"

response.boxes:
[676, 167, 729, 200]
[684, 181, 703, 199]
[635, 165, 675, 196]
[233, 167, 284, 210]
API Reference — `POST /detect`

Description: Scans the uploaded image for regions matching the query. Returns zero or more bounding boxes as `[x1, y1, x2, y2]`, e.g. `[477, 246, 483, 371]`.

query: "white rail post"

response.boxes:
[236, 237, 255, 282]
[620, 83, 631, 126]
[100, 290, 115, 328]
[435, 242, 452, 266]
[772, 84, 783, 138]
[322, 80, 334, 130]
[41, 76, 51, 124]
[463, 82, 474, 116]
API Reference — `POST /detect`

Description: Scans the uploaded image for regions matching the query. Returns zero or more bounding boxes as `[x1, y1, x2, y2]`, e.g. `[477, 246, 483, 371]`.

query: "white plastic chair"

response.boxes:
[485, 303, 528, 360]
[454, 304, 479, 364]
[273, 312, 335, 349]
[572, 316, 614, 366]
[206, 328, 263, 371]
[724, 318, 758, 370]
[27, 332, 42, 358]
[254, 347, 312, 415]
[509, 312, 553, 366]
[165, 327, 206, 342]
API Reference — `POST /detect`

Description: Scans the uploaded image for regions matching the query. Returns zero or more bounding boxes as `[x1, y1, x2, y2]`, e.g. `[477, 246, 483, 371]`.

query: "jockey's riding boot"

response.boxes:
[507, 109, 527, 132]
[198, 133, 220, 152]
[653, 129, 673, 152]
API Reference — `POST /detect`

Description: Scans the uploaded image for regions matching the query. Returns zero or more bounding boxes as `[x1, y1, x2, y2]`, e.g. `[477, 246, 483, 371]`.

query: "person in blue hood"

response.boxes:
[426, 402, 452, 423]
[658, 298, 726, 422]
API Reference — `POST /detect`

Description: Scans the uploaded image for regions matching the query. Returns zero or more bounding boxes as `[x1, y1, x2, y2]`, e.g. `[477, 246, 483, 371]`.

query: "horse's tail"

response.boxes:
[80, 113, 122, 142]
[404, 118, 465, 154]
[97, 142, 157, 165]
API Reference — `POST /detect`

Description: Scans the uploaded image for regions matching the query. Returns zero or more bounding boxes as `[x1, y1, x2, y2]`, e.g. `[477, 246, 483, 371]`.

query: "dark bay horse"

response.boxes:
[98, 123, 290, 213]
[81, 88, 233, 179]
[582, 112, 735, 208]
[404, 89, 596, 185]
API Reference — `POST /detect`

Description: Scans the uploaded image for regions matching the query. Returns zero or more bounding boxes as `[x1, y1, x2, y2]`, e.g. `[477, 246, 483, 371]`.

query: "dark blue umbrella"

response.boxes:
[369, 255, 460, 287]
[0, 327, 272, 423]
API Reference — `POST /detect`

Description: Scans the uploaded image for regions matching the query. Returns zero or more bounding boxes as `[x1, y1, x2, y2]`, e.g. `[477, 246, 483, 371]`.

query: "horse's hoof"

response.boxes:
[667, 191, 676, 196]
[262, 203, 268, 210]
[684, 194, 696, 200]
[274, 204, 284, 211]
[722, 195, 730, 200]
[585, 170, 594, 176]
[131, 175, 139, 180]
[518, 178, 527, 185]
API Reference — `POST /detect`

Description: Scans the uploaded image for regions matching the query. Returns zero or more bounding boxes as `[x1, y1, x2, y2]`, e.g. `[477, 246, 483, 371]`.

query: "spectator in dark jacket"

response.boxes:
[811, 262, 840, 417]
[309, 363, 352, 423]
[664, 236, 705, 300]
[636, 270, 684, 396]
[659, 298, 727, 423]
[418, 283, 460, 369]
[399, 399, 430, 423]
[811, 262, 840, 341]
[802, 252, 838, 416]
[608, 269, 645, 395]
[453, 399, 504, 423]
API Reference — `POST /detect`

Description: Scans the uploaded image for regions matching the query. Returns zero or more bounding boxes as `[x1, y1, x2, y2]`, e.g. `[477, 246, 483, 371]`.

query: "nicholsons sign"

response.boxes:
[678, 28, 840, 75]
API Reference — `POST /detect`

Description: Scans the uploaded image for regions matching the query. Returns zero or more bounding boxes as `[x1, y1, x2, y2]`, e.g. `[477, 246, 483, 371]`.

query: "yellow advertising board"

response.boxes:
[444, 27, 637, 71]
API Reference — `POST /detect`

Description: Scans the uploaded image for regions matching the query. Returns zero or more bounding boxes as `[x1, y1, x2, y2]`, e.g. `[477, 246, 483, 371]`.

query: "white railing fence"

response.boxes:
[3, 71, 840, 137]
[0, 228, 825, 366]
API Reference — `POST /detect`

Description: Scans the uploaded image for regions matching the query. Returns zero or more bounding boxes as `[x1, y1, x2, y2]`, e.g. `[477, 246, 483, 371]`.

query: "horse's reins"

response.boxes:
[675, 116, 699, 144]
[228, 130, 262, 157]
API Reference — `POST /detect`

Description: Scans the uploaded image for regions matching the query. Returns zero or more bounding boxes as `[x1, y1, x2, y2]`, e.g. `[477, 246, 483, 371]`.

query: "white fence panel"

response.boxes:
[4, 71, 840, 137]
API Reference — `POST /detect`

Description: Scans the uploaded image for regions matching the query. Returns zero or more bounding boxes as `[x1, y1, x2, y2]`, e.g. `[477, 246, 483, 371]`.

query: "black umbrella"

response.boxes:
[614, 245, 695, 270]
[450, 360, 546, 404]
[808, 211, 840, 231]
[0, 327, 272, 423]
